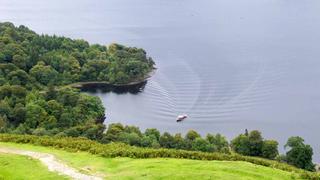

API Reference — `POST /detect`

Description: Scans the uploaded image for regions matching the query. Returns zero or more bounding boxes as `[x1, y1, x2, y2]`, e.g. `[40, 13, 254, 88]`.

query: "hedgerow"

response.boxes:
[0, 134, 319, 179]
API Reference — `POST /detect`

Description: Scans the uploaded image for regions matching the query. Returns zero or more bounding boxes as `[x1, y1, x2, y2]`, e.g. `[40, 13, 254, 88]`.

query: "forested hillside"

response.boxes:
[0, 22, 154, 136]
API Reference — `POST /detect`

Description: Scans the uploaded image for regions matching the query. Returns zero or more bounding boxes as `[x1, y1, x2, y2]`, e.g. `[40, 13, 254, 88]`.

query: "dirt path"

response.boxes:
[0, 147, 102, 180]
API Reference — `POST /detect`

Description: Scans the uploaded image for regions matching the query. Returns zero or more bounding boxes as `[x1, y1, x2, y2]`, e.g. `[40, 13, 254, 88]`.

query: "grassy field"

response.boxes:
[0, 142, 300, 180]
[0, 152, 68, 180]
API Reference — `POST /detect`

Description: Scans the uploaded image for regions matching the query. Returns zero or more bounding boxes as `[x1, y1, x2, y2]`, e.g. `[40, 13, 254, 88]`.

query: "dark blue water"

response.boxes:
[1, 0, 320, 161]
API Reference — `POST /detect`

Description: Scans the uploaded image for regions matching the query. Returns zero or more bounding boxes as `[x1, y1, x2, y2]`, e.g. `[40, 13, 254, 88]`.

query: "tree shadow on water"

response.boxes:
[79, 81, 148, 95]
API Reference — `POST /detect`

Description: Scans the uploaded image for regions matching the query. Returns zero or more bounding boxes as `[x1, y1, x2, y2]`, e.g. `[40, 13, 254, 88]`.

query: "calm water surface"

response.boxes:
[1, 0, 320, 161]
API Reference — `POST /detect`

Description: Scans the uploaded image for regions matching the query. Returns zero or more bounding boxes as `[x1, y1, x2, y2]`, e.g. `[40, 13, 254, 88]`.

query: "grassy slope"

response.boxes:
[0, 153, 68, 180]
[0, 142, 299, 180]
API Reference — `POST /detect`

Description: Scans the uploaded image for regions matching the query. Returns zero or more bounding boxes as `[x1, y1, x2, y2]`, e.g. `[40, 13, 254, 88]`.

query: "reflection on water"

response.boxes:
[79, 81, 147, 94]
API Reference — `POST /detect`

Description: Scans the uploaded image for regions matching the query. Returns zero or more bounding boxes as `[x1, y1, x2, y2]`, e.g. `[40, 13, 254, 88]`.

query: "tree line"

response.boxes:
[58, 122, 315, 171]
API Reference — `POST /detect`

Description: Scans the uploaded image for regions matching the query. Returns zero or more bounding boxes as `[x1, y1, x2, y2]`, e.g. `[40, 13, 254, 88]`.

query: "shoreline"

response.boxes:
[69, 68, 156, 89]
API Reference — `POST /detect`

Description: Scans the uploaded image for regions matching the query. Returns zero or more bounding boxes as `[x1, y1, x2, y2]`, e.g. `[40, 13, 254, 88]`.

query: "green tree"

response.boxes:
[77, 94, 105, 120]
[12, 54, 27, 70]
[58, 111, 76, 128]
[185, 130, 201, 150]
[0, 100, 11, 118]
[191, 138, 214, 152]
[119, 132, 141, 146]
[103, 123, 125, 142]
[81, 124, 105, 141]
[56, 88, 79, 107]
[231, 130, 265, 156]
[206, 133, 229, 153]
[145, 128, 160, 141]
[25, 103, 48, 129]
[159, 132, 174, 148]
[80, 60, 109, 81]
[7, 70, 29, 85]
[261, 140, 279, 159]
[248, 130, 263, 156]
[173, 133, 187, 150]
[0, 115, 8, 132]
[45, 100, 63, 119]
[231, 134, 250, 156]
[141, 135, 154, 147]
[151, 140, 160, 149]
[29, 62, 58, 85]
[285, 136, 315, 171]
[185, 130, 201, 141]
[12, 103, 26, 125]
[124, 125, 142, 137]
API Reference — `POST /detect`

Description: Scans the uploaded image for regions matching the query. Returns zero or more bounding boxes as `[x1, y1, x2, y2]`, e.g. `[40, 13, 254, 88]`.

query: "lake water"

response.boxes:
[1, 0, 320, 161]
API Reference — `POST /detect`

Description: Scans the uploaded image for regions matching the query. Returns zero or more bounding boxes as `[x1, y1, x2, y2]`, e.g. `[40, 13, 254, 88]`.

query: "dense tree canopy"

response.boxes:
[103, 123, 230, 154]
[0, 22, 154, 135]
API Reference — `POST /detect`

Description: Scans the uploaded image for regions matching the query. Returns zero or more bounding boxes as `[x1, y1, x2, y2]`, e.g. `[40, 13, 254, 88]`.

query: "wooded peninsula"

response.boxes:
[0, 22, 154, 136]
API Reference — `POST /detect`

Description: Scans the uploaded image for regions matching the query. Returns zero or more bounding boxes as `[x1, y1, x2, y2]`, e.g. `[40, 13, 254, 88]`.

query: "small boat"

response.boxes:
[176, 114, 187, 122]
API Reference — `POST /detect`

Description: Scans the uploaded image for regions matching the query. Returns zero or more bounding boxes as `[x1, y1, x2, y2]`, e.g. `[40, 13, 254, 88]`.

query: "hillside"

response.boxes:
[0, 142, 300, 180]
[1, 134, 319, 179]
